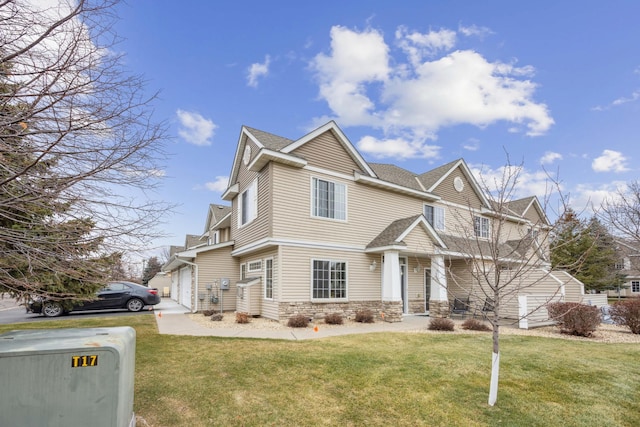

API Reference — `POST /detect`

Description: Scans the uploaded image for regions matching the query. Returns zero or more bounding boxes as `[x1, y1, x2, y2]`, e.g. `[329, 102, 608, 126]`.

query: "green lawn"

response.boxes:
[2, 316, 639, 427]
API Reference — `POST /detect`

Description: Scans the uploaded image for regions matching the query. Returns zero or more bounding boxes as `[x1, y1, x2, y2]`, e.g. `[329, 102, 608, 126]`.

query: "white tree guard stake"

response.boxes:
[488, 351, 500, 406]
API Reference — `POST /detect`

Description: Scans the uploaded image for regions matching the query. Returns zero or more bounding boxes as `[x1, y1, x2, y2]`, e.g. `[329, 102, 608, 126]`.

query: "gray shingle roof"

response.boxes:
[417, 159, 461, 190]
[244, 126, 293, 151]
[366, 215, 422, 249]
[440, 234, 535, 259]
[368, 164, 424, 191]
[209, 204, 232, 223]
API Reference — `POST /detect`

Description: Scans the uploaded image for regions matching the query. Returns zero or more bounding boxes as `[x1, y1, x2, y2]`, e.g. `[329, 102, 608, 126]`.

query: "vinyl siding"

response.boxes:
[290, 130, 362, 175]
[271, 163, 424, 247]
[196, 246, 239, 312]
[402, 226, 435, 254]
[232, 162, 272, 248]
[239, 247, 280, 320]
[523, 204, 542, 224]
[278, 246, 381, 302]
[432, 168, 484, 209]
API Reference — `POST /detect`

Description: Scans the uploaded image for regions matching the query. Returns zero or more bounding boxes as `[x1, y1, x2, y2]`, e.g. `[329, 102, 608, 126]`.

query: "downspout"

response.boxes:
[178, 258, 199, 313]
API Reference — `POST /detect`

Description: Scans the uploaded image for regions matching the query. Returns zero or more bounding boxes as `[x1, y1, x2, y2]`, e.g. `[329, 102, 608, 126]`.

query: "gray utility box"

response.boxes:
[0, 326, 136, 427]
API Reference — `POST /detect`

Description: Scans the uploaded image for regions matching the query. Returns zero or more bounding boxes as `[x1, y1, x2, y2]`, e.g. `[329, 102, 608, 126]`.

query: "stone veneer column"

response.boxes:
[429, 255, 449, 317]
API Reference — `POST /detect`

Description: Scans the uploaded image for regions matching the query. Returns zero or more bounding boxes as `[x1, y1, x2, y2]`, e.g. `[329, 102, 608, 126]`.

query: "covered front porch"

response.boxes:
[365, 215, 477, 320]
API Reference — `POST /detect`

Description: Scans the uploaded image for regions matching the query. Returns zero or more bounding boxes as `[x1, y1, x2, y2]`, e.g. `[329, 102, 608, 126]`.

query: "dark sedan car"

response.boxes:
[29, 281, 161, 317]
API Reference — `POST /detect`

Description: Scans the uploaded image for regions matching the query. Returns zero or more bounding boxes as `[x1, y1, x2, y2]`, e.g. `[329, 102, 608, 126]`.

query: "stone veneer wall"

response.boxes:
[408, 299, 426, 314]
[429, 300, 450, 318]
[279, 300, 404, 323]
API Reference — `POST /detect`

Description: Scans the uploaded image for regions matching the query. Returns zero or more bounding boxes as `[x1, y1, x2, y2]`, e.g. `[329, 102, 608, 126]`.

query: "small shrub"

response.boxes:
[428, 317, 455, 331]
[461, 318, 491, 331]
[547, 302, 601, 337]
[235, 312, 251, 324]
[609, 298, 640, 334]
[324, 312, 344, 325]
[210, 313, 223, 322]
[355, 309, 374, 323]
[202, 310, 215, 316]
[287, 314, 310, 328]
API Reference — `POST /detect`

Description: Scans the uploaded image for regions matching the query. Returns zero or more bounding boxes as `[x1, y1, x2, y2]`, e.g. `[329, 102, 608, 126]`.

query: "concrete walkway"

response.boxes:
[153, 298, 434, 340]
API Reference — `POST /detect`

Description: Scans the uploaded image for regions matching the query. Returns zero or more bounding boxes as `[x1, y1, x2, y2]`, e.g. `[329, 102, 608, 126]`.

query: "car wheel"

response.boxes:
[42, 301, 64, 317]
[126, 298, 144, 312]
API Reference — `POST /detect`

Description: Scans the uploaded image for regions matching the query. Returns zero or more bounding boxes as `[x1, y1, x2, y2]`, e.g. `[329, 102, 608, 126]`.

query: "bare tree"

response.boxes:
[0, 0, 172, 300]
[599, 181, 640, 243]
[441, 159, 576, 406]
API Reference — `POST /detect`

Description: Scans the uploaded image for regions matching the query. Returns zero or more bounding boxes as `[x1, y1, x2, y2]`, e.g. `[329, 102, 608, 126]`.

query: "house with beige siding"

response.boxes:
[163, 121, 584, 326]
[607, 240, 640, 299]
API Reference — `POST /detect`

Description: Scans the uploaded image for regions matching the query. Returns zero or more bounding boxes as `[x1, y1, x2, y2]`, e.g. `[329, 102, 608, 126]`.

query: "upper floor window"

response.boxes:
[312, 177, 346, 220]
[474, 216, 490, 239]
[424, 204, 445, 230]
[239, 179, 257, 227]
[614, 260, 626, 270]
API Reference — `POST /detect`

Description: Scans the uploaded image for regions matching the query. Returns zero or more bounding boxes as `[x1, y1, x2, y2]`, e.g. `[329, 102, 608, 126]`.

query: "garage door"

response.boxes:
[179, 266, 192, 309]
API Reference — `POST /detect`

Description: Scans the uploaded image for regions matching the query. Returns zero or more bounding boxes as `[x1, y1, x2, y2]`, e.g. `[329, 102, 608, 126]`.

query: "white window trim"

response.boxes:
[238, 178, 258, 228]
[264, 258, 274, 300]
[310, 176, 347, 222]
[474, 216, 490, 239]
[310, 258, 348, 301]
[247, 260, 262, 273]
[632, 281, 640, 293]
[424, 204, 445, 231]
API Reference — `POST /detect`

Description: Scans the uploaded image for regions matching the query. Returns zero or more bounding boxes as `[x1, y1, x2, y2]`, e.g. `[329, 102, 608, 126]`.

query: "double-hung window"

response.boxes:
[238, 179, 257, 226]
[632, 281, 640, 293]
[312, 260, 346, 299]
[312, 177, 346, 220]
[424, 204, 445, 230]
[474, 216, 490, 239]
[265, 259, 273, 299]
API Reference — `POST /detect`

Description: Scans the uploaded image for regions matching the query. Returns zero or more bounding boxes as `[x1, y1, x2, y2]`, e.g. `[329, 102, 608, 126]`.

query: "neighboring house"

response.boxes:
[607, 240, 640, 298]
[148, 272, 171, 297]
[163, 121, 584, 326]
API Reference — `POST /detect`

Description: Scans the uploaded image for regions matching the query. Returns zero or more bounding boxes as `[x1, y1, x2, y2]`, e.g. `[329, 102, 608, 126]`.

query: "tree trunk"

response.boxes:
[488, 324, 500, 406]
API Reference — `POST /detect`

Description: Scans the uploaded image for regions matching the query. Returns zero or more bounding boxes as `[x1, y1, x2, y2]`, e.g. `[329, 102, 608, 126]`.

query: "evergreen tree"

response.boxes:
[1, 1, 171, 299]
[551, 209, 623, 292]
[141, 257, 162, 286]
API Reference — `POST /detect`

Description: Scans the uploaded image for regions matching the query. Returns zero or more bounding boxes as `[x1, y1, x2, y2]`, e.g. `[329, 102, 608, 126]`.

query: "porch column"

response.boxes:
[430, 255, 449, 317]
[382, 250, 401, 301]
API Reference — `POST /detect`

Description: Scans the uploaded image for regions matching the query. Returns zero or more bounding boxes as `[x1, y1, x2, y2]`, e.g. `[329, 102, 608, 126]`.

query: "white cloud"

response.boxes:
[310, 25, 554, 161]
[540, 151, 562, 165]
[205, 176, 229, 192]
[176, 109, 217, 146]
[463, 138, 480, 151]
[570, 181, 628, 214]
[469, 163, 560, 201]
[310, 26, 390, 127]
[592, 150, 629, 173]
[592, 89, 640, 111]
[247, 55, 271, 88]
[458, 24, 494, 39]
[357, 135, 439, 160]
[395, 26, 456, 65]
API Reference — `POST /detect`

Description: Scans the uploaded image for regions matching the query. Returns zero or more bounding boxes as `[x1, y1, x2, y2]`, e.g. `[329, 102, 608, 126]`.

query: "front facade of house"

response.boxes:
[164, 121, 584, 325]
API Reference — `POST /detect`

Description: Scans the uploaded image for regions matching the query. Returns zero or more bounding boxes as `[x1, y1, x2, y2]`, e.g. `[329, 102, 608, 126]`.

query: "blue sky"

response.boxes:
[112, 1, 640, 253]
